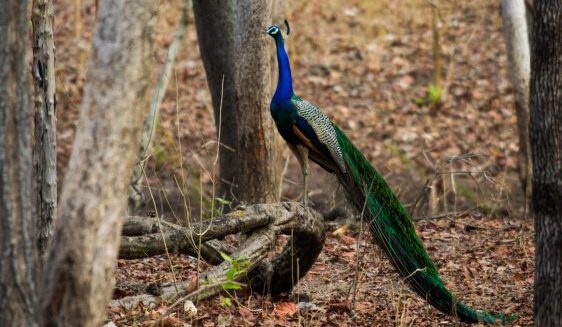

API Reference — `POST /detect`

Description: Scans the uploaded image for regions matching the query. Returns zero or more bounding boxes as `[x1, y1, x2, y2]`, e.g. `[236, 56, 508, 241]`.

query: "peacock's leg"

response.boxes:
[295, 145, 310, 206]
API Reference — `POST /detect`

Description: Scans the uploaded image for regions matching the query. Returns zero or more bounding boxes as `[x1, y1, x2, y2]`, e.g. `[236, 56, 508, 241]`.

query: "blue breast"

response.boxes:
[270, 100, 299, 144]
[269, 30, 332, 160]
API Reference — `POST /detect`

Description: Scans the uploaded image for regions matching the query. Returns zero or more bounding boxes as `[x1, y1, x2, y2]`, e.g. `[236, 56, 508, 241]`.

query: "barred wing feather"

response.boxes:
[291, 96, 346, 173]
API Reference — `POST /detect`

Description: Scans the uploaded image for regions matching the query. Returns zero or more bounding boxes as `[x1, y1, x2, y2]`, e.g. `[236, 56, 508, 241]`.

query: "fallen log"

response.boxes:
[113, 202, 325, 309]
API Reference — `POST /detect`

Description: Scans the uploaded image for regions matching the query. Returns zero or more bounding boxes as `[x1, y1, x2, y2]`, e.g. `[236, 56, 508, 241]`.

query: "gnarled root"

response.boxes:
[112, 202, 325, 310]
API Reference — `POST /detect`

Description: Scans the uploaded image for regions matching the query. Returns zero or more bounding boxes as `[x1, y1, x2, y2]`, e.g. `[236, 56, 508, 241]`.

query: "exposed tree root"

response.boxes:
[112, 202, 325, 310]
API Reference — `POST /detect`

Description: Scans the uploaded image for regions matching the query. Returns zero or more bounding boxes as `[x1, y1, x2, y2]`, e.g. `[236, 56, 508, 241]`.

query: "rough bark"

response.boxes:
[192, 0, 237, 198]
[40, 1, 157, 326]
[529, 1, 562, 325]
[232, 1, 284, 204]
[128, 0, 193, 209]
[193, 0, 283, 205]
[32, 0, 58, 257]
[0, 0, 41, 325]
[501, 0, 532, 208]
[112, 203, 325, 309]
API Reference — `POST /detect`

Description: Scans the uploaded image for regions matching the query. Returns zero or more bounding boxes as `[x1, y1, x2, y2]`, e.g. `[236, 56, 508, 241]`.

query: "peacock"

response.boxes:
[265, 22, 514, 324]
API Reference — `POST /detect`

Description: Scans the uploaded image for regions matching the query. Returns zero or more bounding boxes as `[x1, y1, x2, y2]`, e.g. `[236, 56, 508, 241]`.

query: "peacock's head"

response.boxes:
[266, 25, 281, 37]
[265, 20, 290, 39]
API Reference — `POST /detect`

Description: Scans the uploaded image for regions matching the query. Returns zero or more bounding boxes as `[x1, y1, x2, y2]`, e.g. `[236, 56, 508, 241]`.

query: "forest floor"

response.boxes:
[53, 0, 534, 325]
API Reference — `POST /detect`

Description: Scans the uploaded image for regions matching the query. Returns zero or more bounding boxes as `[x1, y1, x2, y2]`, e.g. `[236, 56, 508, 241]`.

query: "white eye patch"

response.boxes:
[267, 26, 279, 34]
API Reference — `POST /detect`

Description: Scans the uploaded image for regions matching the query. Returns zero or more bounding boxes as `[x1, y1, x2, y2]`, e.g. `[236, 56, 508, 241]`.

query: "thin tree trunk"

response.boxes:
[32, 0, 57, 258]
[431, 3, 441, 91]
[128, 0, 192, 209]
[529, 0, 562, 325]
[41, 1, 157, 326]
[501, 0, 532, 211]
[0, 0, 41, 325]
[193, 0, 283, 205]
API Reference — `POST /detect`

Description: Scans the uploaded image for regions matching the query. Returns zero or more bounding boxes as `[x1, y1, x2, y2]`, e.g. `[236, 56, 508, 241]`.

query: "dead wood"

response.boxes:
[113, 202, 325, 310]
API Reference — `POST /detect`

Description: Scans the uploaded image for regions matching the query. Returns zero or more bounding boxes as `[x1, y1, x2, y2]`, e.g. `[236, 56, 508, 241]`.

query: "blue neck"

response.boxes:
[272, 34, 293, 104]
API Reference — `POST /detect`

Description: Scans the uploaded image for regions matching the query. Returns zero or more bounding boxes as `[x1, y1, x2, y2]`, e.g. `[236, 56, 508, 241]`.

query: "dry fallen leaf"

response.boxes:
[332, 225, 349, 236]
[338, 234, 356, 246]
[354, 301, 372, 313]
[238, 306, 256, 322]
[495, 246, 509, 256]
[272, 302, 297, 317]
[183, 300, 197, 318]
[152, 316, 184, 327]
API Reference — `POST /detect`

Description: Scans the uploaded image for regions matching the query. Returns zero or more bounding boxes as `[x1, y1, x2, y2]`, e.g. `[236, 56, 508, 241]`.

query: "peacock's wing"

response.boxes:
[290, 117, 339, 173]
[290, 95, 346, 173]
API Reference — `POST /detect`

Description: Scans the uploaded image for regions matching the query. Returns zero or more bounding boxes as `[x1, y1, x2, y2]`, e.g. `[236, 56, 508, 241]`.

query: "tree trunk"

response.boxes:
[501, 0, 532, 210]
[0, 0, 41, 325]
[192, 0, 237, 199]
[193, 0, 283, 205]
[32, 0, 58, 258]
[40, 1, 157, 326]
[233, 0, 284, 204]
[529, 0, 562, 325]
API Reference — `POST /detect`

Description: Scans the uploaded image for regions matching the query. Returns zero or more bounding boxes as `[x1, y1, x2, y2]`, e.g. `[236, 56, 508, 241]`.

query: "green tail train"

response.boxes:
[333, 125, 515, 325]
